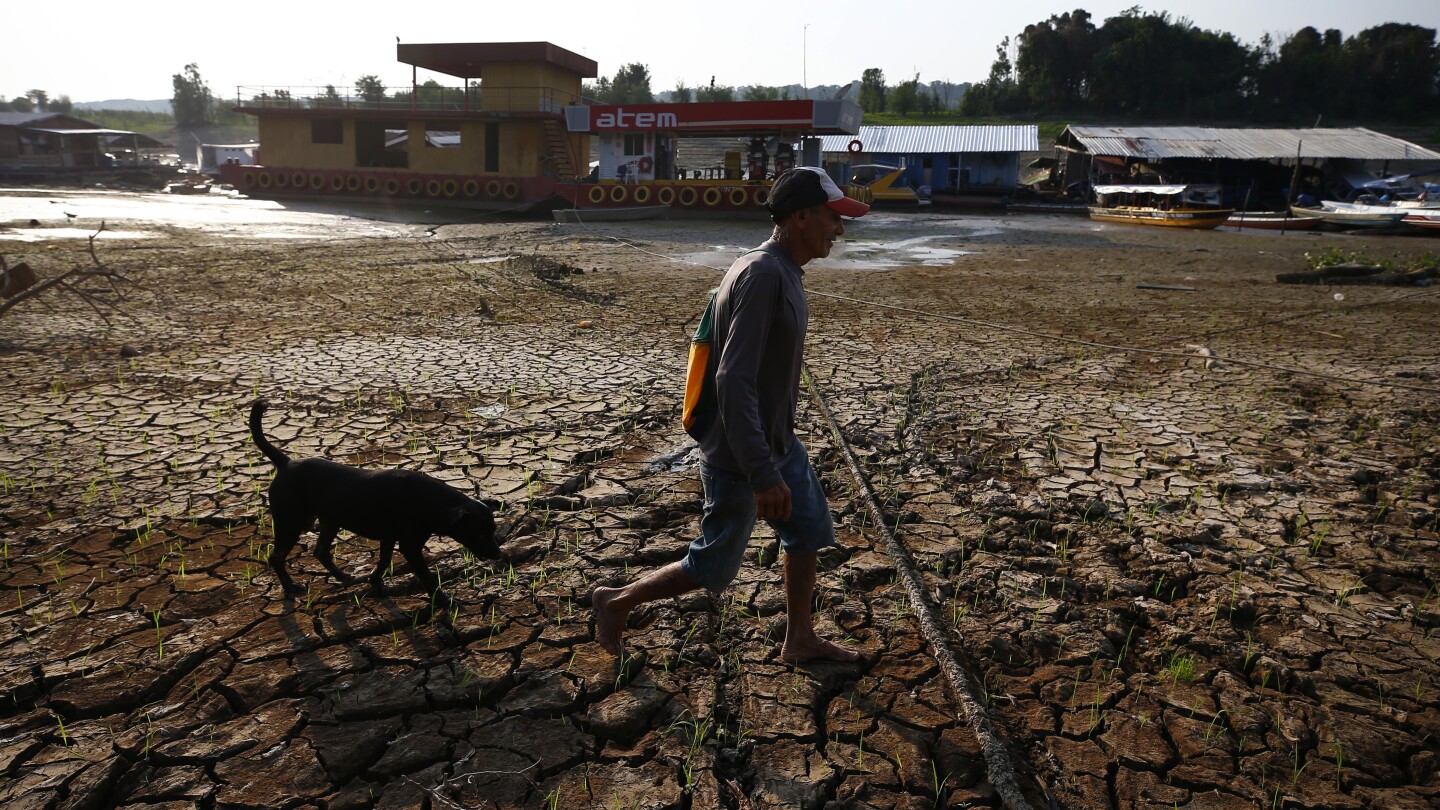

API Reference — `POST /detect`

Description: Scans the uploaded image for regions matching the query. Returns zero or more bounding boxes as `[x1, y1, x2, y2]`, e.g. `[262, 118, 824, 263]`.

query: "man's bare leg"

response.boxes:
[592, 561, 700, 655]
[780, 552, 860, 663]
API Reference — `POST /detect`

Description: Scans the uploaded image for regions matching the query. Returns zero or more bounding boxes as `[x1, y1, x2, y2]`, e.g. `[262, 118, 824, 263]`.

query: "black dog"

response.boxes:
[249, 398, 501, 612]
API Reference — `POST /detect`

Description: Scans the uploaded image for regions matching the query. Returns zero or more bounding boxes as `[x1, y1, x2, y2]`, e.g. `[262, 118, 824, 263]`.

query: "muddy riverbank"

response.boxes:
[2, 193, 1439, 809]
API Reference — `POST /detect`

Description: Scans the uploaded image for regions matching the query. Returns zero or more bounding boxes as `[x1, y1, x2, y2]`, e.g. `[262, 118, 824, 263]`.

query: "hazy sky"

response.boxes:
[6, 1, 1438, 103]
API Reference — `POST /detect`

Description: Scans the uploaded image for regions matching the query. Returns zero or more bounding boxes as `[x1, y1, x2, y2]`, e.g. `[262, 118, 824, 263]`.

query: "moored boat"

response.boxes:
[1225, 211, 1324, 230]
[216, 41, 867, 217]
[1402, 211, 1440, 231]
[1088, 184, 1233, 229]
[848, 164, 927, 207]
[1293, 201, 1408, 228]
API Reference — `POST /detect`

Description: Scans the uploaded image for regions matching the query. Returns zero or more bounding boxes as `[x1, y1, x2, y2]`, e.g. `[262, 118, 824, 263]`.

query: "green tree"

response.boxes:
[671, 81, 693, 103]
[312, 84, 343, 108]
[890, 74, 920, 116]
[695, 77, 735, 102]
[172, 63, 214, 128]
[26, 89, 49, 112]
[586, 63, 655, 104]
[742, 85, 781, 101]
[1346, 23, 1439, 119]
[859, 67, 886, 112]
[392, 79, 451, 107]
[8, 95, 35, 113]
[961, 39, 1020, 115]
[1016, 9, 1097, 111]
[354, 75, 387, 104]
[609, 63, 654, 103]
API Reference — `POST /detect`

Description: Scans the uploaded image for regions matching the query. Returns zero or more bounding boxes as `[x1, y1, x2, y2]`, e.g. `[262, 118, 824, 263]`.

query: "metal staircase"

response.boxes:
[542, 119, 580, 179]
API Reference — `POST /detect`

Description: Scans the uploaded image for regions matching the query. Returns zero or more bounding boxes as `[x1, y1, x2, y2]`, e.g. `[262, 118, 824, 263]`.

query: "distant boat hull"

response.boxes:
[1088, 206, 1234, 229]
[1006, 201, 1089, 215]
[1225, 211, 1324, 230]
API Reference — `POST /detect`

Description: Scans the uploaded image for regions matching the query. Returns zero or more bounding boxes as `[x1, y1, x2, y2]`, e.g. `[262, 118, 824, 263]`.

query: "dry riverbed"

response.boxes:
[2, 194, 1439, 809]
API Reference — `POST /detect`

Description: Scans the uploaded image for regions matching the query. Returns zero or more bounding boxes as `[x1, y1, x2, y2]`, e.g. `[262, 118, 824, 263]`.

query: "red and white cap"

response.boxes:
[766, 167, 870, 220]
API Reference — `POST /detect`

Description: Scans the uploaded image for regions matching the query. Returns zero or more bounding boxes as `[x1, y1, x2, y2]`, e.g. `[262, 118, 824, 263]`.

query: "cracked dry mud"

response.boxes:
[2, 206, 1438, 810]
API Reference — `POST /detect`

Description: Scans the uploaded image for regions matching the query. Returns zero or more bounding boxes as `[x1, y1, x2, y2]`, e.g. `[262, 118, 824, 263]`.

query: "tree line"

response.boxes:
[22, 11, 1437, 132]
[0, 90, 74, 114]
[583, 63, 967, 115]
[961, 8, 1439, 121]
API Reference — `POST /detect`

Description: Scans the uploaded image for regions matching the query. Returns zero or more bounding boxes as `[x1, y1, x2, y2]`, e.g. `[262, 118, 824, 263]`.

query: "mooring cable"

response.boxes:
[804, 363, 1041, 810]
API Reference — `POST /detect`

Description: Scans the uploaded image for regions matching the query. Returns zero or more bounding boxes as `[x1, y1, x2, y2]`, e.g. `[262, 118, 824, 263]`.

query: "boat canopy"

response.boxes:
[1093, 184, 1219, 196]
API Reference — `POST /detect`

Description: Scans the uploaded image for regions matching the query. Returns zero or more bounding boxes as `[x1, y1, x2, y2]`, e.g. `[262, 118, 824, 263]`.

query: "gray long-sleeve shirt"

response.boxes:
[697, 240, 808, 492]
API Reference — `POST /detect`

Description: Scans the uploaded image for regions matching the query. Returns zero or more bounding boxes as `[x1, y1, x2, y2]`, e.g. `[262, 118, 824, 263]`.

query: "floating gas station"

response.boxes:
[219, 40, 866, 215]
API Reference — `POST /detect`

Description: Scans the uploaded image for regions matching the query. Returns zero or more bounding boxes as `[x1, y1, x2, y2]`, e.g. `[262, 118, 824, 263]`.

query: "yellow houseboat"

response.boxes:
[1088, 184, 1233, 229]
[218, 41, 865, 215]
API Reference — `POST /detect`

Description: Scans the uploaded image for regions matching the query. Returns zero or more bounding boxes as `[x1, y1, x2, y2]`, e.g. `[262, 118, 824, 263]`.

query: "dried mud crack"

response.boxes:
[2, 210, 1439, 809]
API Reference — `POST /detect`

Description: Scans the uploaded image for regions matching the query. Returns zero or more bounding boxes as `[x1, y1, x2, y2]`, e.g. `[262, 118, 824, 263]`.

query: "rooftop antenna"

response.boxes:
[803, 24, 809, 100]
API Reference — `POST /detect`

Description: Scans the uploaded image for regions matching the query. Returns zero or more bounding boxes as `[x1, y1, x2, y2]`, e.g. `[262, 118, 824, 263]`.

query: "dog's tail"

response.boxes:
[249, 398, 290, 469]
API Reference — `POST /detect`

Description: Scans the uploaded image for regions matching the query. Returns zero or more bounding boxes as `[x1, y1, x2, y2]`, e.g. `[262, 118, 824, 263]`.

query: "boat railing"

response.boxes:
[232, 86, 583, 116]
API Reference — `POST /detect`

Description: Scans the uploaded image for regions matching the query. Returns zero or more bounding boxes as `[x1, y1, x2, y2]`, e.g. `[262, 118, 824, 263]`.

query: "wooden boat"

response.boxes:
[1402, 212, 1440, 231]
[551, 205, 669, 223]
[1088, 184, 1233, 229]
[1225, 211, 1324, 231]
[848, 164, 928, 207]
[1294, 201, 1408, 228]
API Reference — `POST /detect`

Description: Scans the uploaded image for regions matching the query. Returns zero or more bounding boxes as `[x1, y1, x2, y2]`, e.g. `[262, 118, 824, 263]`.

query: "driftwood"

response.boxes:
[1277, 261, 1437, 286]
[0, 222, 137, 326]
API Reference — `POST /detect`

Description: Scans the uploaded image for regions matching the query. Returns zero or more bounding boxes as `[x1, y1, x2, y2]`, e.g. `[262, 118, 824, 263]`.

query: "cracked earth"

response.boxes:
[2, 200, 1439, 809]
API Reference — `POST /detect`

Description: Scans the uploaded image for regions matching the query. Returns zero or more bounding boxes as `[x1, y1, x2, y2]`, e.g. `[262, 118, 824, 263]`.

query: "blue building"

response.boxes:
[819, 125, 1038, 196]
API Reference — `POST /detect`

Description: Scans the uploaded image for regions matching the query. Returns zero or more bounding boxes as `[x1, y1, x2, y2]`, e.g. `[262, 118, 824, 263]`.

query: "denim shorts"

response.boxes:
[681, 439, 835, 592]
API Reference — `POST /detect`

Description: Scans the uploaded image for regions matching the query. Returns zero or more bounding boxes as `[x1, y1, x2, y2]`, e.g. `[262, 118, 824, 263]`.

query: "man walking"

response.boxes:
[594, 167, 869, 663]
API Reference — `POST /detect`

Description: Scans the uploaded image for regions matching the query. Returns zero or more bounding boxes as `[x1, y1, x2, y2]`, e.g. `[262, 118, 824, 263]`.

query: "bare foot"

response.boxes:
[780, 635, 860, 664]
[592, 586, 628, 655]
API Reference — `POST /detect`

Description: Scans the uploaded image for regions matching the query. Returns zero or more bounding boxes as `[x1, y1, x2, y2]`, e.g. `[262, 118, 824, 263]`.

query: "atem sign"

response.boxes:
[568, 101, 820, 133]
[595, 108, 678, 129]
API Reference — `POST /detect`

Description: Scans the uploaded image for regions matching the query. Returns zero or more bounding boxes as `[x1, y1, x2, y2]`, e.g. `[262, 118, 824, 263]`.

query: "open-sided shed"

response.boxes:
[1054, 125, 1440, 208]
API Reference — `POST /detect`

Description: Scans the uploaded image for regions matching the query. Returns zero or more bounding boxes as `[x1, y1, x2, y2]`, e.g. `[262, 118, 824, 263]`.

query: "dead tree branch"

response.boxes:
[0, 223, 139, 325]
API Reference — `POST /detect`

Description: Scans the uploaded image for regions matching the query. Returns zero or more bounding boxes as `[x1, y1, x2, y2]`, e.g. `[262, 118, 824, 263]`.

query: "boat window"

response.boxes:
[424, 124, 461, 149]
[311, 119, 343, 145]
[623, 133, 645, 156]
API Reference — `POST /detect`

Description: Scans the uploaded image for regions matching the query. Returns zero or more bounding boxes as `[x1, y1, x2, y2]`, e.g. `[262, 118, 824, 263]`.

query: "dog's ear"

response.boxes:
[445, 505, 471, 528]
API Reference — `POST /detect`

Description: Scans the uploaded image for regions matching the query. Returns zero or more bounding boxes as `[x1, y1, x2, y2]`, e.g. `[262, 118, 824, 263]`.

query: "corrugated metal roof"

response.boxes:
[819, 125, 1038, 154]
[1061, 126, 1440, 161]
[0, 112, 62, 126]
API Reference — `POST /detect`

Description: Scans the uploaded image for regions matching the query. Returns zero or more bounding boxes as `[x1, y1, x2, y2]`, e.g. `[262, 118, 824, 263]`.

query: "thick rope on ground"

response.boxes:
[805, 365, 1041, 810]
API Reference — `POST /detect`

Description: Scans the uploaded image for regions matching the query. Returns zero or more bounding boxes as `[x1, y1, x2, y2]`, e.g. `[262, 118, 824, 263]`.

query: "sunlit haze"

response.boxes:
[6, 0, 1439, 104]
